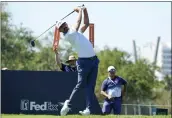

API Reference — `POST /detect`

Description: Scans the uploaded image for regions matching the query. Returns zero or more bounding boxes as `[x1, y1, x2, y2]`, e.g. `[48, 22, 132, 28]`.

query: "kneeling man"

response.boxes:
[101, 66, 127, 115]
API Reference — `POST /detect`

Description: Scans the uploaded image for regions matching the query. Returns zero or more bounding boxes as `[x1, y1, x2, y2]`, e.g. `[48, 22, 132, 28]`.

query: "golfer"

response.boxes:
[101, 66, 127, 115]
[57, 6, 99, 116]
[55, 50, 77, 72]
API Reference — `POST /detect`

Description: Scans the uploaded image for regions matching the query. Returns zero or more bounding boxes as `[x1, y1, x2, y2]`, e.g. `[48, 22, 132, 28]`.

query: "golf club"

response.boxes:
[30, 4, 84, 47]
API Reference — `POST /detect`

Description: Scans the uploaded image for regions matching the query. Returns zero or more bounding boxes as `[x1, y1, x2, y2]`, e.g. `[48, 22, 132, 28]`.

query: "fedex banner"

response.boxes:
[1, 70, 102, 115]
[20, 100, 59, 111]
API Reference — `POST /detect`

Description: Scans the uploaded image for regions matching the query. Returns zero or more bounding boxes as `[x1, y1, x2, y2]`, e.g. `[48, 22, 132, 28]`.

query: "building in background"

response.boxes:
[161, 43, 171, 76]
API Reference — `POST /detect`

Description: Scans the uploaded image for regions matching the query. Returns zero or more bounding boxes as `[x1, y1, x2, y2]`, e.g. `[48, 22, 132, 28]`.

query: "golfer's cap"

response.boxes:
[56, 21, 66, 29]
[107, 66, 116, 72]
[66, 55, 76, 63]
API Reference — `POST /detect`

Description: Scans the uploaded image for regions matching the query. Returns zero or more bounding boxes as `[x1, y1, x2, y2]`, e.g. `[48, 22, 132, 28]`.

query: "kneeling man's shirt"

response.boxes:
[101, 76, 127, 100]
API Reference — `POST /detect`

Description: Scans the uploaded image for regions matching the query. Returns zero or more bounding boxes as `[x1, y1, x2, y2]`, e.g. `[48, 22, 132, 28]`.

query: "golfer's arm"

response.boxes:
[74, 9, 82, 31]
[101, 91, 109, 98]
[80, 8, 89, 33]
[55, 53, 62, 69]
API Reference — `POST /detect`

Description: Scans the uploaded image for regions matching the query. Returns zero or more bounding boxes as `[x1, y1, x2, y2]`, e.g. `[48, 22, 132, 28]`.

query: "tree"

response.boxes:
[1, 4, 40, 70]
[118, 59, 161, 103]
[163, 75, 172, 91]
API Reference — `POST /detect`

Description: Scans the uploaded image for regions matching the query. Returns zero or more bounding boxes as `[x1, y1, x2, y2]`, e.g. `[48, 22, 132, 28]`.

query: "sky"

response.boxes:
[6, 2, 171, 65]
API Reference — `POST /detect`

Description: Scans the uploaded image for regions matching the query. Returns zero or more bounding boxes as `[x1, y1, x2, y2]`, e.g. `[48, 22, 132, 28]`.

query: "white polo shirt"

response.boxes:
[63, 27, 95, 58]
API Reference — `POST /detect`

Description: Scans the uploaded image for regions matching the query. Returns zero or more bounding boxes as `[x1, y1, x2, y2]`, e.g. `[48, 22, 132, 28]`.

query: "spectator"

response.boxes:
[55, 49, 77, 72]
[101, 66, 127, 115]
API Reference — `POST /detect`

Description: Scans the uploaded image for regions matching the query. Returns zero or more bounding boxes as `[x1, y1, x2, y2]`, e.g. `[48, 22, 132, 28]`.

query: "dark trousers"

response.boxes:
[68, 56, 99, 112]
[102, 97, 122, 115]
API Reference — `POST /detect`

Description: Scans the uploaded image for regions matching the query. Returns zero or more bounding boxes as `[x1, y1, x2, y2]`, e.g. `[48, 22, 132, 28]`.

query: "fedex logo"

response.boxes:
[20, 99, 59, 111]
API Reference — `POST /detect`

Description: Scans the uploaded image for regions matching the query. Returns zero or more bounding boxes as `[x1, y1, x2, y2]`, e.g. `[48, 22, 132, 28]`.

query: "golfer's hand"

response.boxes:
[54, 49, 58, 54]
[81, 6, 86, 10]
[74, 7, 81, 13]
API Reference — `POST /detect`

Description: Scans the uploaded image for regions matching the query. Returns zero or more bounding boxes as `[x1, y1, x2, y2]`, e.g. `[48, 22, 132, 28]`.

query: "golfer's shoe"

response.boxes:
[79, 108, 90, 115]
[60, 100, 70, 116]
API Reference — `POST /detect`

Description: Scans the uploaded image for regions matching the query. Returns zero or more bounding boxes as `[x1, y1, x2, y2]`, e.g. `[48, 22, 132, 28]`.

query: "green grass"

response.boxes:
[1, 114, 171, 118]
